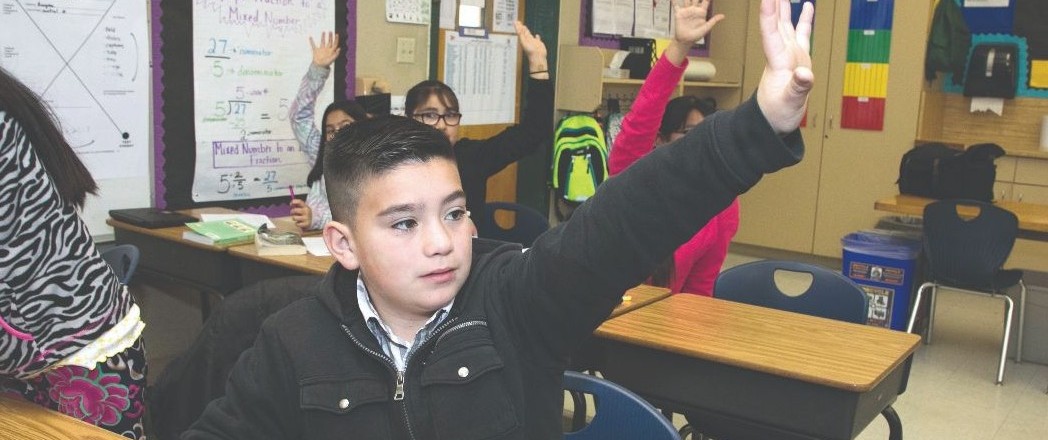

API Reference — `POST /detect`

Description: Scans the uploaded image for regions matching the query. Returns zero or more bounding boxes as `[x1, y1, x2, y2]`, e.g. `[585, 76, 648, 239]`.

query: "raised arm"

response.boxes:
[499, 0, 815, 357]
[289, 32, 339, 163]
[609, 0, 724, 175]
[460, 22, 555, 177]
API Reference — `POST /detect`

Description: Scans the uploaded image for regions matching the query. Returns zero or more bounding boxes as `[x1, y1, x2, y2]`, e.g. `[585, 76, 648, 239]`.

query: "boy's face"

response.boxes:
[325, 158, 473, 321]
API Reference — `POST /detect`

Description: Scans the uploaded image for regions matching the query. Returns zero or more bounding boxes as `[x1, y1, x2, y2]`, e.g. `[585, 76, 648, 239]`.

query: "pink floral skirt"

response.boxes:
[1, 337, 147, 439]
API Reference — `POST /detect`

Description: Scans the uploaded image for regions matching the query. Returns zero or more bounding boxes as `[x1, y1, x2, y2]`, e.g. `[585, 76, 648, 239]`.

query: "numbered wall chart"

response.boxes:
[840, 0, 893, 131]
[444, 32, 518, 126]
[0, 0, 150, 180]
[191, 0, 334, 202]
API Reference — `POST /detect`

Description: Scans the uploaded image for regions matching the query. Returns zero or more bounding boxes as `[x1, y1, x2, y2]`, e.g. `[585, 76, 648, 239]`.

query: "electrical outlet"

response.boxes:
[396, 37, 415, 64]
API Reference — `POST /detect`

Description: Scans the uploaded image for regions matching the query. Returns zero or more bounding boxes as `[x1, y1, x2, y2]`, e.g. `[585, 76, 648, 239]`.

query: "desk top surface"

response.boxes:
[0, 396, 125, 439]
[874, 194, 1048, 233]
[227, 244, 335, 275]
[107, 208, 309, 251]
[610, 285, 671, 318]
[595, 294, 920, 392]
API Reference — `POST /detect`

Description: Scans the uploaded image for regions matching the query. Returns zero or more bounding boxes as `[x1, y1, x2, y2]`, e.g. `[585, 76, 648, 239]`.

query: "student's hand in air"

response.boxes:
[310, 31, 340, 68]
[756, 0, 814, 136]
[290, 199, 313, 230]
[673, 0, 724, 48]
[514, 21, 549, 79]
[665, 0, 725, 65]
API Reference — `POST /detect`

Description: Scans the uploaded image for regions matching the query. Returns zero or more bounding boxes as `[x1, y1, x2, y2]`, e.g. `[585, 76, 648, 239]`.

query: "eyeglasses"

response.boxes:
[414, 111, 462, 127]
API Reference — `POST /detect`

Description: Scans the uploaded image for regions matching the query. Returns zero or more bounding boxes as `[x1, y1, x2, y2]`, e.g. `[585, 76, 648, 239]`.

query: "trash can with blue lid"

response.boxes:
[841, 230, 922, 330]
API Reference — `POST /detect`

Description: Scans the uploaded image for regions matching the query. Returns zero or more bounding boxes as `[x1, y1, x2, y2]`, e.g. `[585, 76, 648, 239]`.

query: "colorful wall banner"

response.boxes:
[841, 0, 894, 131]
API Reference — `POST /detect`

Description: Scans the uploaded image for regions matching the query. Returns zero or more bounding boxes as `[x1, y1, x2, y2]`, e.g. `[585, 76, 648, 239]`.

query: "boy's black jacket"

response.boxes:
[184, 96, 804, 439]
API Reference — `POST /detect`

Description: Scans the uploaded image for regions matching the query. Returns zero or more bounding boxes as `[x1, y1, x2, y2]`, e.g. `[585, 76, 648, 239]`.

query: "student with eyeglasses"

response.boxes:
[404, 21, 553, 216]
[288, 31, 370, 230]
[608, 0, 739, 297]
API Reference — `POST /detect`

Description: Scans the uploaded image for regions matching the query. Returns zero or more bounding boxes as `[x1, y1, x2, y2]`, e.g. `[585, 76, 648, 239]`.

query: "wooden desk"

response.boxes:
[596, 294, 921, 440]
[0, 396, 125, 439]
[228, 243, 336, 284]
[107, 208, 243, 295]
[610, 284, 672, 318]
[874, 194, 1048, 235]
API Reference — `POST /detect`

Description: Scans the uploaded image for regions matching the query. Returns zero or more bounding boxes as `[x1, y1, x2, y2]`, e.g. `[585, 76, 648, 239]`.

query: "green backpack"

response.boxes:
[550, 115, 609, 206]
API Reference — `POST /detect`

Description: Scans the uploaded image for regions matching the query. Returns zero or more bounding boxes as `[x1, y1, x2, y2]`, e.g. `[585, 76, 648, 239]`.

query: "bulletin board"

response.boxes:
[154, 0, 356, 213]
[579, 0, 710, 57]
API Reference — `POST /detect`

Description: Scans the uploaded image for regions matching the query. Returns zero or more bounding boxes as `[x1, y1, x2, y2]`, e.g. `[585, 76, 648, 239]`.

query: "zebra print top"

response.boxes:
[0, 110, 134, 378]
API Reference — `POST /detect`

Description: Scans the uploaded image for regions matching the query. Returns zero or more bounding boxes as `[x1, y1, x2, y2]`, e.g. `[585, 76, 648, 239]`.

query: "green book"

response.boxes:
[182, 219, 256, 247]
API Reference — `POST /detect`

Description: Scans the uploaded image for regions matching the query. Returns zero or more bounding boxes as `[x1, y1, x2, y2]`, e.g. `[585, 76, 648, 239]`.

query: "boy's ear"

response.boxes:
[323, 221, 360, 270]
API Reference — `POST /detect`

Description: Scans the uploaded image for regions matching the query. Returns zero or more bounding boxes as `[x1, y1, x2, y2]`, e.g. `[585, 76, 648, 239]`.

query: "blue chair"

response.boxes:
[563, 371, 679, 440]
[906, 199, 1025, 385]
[712, 260, 902, 440]
[101, 244, 140, 284]
[474, 201, 550, 247]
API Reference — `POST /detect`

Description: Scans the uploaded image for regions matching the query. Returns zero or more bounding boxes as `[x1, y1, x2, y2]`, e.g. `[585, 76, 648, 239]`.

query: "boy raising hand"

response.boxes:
[186, 1, 814, 438]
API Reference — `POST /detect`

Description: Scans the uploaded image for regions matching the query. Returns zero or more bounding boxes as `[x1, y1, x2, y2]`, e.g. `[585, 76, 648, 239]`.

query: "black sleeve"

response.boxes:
[494, 96, 805, 359]
[182, 321, 300, 440]
[462, 78, 554, 178]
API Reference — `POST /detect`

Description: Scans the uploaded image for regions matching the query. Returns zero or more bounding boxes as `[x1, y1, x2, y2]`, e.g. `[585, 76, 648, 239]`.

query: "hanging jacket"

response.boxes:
[926, 0, 971, 85]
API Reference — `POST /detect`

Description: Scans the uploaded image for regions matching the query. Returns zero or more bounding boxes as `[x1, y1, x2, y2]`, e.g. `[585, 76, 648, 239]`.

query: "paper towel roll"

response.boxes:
[684, 59, 716, 81]
[1040, 115, 1048, 152]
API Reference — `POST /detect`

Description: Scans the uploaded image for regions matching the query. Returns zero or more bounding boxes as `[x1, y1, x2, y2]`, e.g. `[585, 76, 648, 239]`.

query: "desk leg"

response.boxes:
[882, 405, 902, 440]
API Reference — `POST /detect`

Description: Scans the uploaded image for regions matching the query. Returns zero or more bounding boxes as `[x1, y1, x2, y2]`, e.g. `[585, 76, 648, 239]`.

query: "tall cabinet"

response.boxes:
[734, 0, 932, 257]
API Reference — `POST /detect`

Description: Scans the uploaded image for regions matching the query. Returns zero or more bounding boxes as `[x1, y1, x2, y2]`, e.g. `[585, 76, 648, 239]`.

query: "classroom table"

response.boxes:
[595, 294, 921, 440]
[874, 194, 1048, 236]
[107, 207, 245, 296]
[0, 395, 126, 440]
[227, 243, 335, 283]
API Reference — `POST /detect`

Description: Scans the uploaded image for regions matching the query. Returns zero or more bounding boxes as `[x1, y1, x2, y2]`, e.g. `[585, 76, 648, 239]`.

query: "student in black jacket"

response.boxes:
[184, 1, 815, 438]
[405, 21, 553, 216]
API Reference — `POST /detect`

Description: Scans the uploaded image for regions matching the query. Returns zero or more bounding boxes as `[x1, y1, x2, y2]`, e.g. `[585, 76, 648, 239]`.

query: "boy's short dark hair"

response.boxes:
[323, 116, 456, 222]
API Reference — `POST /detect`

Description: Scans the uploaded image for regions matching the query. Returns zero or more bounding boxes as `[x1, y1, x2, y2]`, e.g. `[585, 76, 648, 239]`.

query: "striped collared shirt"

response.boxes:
[356, 275, 453, 371]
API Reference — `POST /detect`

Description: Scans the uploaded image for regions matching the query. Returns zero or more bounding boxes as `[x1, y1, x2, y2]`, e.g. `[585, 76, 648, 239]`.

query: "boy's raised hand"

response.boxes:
[309, 31, 340, 68]
[756, 0, 814, 135]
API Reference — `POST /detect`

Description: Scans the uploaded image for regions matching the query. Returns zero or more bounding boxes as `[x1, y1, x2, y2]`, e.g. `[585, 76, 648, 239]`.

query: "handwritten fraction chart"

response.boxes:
[191, 0, 334, 202]
[0, 0, 150, 180]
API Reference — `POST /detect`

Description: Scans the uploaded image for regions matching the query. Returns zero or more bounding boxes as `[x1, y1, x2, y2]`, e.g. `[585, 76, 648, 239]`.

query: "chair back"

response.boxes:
[474, 202, 550, 247]
[922, 199, 1018, 290]
[562, 371, 679, 440]
[101, 244, 140, 284]
[714, 260, 868, 324]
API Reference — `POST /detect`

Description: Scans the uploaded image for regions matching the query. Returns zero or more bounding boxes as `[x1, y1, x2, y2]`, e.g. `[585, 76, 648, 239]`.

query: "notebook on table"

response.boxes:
[109, 208, 199, 229]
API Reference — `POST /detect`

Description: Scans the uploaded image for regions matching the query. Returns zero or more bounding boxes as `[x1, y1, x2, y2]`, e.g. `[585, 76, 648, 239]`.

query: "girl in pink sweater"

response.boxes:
[608, 0, 738, 296]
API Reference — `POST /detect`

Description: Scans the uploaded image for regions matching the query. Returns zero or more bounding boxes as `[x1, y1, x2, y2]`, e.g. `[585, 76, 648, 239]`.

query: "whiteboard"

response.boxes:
[0, 0, 152, 239]
[191, 0, 335, 203]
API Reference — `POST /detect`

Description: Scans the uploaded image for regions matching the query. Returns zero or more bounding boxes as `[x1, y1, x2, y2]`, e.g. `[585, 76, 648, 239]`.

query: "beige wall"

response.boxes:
[354, 2, 430, 96]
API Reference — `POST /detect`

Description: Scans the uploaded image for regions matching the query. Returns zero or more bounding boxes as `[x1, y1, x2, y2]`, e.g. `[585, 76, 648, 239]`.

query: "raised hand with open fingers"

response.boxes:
[666, 0, 725, 65]
[309, 31, 340, 68]
[756, 0, 815, 135]
[515, 21, 549, 78]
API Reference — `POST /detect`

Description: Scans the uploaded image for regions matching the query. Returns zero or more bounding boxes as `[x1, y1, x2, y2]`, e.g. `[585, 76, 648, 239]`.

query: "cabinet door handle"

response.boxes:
[1018, 193, 1024, 202]
[810, 111, 817, 129]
